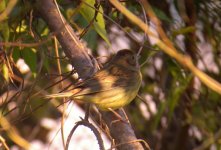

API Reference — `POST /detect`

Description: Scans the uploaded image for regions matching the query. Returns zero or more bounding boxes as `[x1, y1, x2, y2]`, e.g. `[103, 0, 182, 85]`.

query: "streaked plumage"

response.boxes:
[45, 50, 142, 110]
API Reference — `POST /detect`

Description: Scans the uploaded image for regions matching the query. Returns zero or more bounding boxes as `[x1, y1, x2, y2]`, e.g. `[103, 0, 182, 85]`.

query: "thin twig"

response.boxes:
[53, 37, 66, 149]
[65, 120, 105, 150]
[0, 36, 54, 48]
[0, 135, 10, 150]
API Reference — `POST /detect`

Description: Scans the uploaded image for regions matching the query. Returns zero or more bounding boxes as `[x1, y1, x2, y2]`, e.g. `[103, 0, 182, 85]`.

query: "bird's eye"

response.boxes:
[126, 55, 136, 66]
[132, 55, 135, 60]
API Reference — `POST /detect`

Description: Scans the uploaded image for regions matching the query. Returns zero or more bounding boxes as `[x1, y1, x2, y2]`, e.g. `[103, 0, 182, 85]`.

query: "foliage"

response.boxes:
[0, 0, 221, 149]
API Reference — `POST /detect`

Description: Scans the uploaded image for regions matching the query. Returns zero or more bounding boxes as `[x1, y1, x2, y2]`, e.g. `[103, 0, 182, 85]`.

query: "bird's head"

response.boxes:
[111, 49, 139, 70]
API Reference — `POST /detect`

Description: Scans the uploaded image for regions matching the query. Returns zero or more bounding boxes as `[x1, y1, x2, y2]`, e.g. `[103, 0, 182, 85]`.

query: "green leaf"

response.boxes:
[82, 29, 98, 50]
[12, 47, 20, 62]
[152, 100, 167, 130]
[152, 6, 172, 23]
[0, 0, 10, 41]
[167, 76, 192, 120]
[166, 59, 193, 119]
[0, 22, 10, 41]
[43, 56, 50, 72]
[22, 48, 37, 76]
[172, 26, 196, 37]
[2, 64, 9, 82]
[0, 0, 6, 11]
[79, 0, 110, 45]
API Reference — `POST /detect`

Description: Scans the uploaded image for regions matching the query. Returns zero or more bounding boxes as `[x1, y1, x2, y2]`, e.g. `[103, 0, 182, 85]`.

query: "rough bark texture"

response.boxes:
[35, 0, 145, 149]
[102, 109, 145, 150]
[35, 0, 96, 79]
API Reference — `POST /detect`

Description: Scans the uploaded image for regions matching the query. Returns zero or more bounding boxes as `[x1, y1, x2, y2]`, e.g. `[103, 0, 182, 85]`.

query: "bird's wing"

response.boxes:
[44, 69, 110, 99]
[45, 66, 139, 99]
[72, 69, 129, 97]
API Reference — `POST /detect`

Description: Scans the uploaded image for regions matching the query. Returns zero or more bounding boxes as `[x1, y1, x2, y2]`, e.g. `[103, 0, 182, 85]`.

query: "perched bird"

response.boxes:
[45, 49, 142, 111]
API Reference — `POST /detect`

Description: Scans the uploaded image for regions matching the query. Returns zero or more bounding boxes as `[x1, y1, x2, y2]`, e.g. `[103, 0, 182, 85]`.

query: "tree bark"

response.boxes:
[35, 0, 96, 80]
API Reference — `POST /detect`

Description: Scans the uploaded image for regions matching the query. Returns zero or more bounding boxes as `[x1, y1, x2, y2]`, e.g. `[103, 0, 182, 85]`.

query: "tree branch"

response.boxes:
[102, 109, 146, 150]
[35, 0, 96, 79]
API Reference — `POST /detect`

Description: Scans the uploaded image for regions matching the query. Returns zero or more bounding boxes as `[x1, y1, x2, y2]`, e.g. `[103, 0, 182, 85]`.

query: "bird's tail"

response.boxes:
[44, 89, 80, 99]
[44, 92, 73, 99]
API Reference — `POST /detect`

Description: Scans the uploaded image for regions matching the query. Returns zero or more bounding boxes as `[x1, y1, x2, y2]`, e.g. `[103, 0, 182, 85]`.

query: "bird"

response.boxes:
[45, 49, 142, 111]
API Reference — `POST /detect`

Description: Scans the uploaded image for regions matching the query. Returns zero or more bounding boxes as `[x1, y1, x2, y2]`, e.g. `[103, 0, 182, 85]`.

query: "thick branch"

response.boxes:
[35, 0, 96, 79]
[102, 110, 145, 150]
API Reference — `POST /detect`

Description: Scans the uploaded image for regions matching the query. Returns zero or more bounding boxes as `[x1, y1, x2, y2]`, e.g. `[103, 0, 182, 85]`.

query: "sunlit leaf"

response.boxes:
[172, 26, 196, 37]
[15, 20, 27, 33]
[79, 0, 110, 45]
[2, 64, 9, 82]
